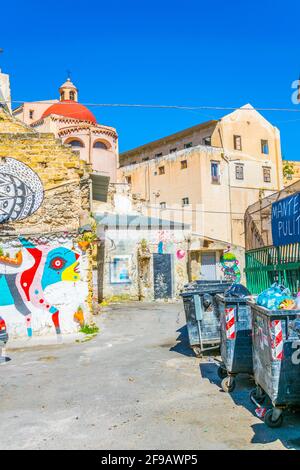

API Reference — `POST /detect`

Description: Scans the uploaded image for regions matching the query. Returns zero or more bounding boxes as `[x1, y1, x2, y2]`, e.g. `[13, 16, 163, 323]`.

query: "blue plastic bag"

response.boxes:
[257, 283, 292, 310]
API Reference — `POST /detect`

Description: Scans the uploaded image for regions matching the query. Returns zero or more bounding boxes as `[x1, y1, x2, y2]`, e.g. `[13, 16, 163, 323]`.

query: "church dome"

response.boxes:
[41, 100, 97, 123]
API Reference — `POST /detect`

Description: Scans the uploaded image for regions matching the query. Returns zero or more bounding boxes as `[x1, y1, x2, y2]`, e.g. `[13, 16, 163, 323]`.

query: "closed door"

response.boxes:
[153, 253, 173, 299]
[201, 252, 216, 280]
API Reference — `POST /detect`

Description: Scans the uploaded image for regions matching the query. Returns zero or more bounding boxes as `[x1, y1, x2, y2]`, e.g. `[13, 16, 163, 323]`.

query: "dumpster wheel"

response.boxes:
[264, 409, 283, 428]
[192, 346, 203, 358]
[250, 387, 266, 405]
[221, 376, 236, 393]
[217, 366, 228, 379]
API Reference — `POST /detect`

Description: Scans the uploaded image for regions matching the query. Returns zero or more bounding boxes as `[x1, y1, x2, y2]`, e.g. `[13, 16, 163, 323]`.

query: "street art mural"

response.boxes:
[0, 237, 87, 338]
[0, 157, 44, 223]
[220, 246, 241, 283]
[157, 231, 178, 255]
[176, 249, 186, 260]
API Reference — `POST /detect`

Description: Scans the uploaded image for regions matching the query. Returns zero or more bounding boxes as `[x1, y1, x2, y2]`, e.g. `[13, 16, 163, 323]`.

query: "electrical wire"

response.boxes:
[4, 100, 300, 113]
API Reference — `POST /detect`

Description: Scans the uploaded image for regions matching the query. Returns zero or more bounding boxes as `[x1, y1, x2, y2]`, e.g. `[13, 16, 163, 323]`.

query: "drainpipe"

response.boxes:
[218, 124, 240, 245]
[218, 124, 233, 244]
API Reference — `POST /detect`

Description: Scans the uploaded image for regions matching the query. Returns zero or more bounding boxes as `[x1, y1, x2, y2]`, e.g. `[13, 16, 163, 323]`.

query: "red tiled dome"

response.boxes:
[42, 100, 96, 123]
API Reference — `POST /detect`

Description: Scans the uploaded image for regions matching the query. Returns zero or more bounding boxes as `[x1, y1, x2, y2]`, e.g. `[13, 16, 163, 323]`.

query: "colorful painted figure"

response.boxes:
[220, 248, 241, 283]
[0, 237, 80, 337]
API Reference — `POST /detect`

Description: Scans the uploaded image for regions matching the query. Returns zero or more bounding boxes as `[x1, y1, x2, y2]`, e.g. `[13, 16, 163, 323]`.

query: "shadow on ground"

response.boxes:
[0, 356, 11, 364]
[199, 360, 300, 449]
[170, 326, 195, 357]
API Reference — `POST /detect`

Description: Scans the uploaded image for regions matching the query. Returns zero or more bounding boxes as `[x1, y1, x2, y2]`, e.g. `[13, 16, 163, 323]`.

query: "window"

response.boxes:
[182, 197, 189, 206]
[160, 202, 166, 209]
[158, 166, 165, 175]
[263, 167, 271, 183]
[211, 161, 220, 183]
[29, 109, 34, 120]
[184, 142, 193, 149]
[181, 160, 187, 169]
[261, 140, 269, 155]
[60, 91, 65, 101]
[170, 147, 177, 153]
[68, 139, 84, 148]
[233, 135, 242, 151]
[203, 136, 211, 146]
[69, 91, 75, 101]
[235, 164, 244, 180]
[93, 141, 108, 149]
[126, 176, 132, 184]
[155, 152, 163, 158]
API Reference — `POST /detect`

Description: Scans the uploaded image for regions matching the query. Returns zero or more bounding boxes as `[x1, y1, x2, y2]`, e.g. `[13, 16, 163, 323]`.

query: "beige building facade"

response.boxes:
[118, 105, 283, 281]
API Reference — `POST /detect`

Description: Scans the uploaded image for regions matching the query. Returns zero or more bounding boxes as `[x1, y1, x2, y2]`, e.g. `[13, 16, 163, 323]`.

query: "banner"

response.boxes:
[271, 192, 300, 246]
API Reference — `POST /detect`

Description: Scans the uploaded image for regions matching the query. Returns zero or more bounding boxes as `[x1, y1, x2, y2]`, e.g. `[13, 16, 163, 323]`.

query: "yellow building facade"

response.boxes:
[118, 105, 283, 281]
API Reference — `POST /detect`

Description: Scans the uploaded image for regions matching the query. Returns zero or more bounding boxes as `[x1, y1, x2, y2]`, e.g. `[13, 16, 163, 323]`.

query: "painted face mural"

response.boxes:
[0, 158, 44, 223]
[0, 237, 81, 337]
[220, 248, 241, 283]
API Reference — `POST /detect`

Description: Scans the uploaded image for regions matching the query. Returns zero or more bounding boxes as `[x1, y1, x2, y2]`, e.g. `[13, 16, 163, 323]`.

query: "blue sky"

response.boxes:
[1, 0, 300, 158]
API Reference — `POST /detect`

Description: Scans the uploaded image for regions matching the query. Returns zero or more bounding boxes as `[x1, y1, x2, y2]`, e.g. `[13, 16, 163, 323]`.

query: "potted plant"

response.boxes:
[77, 231, 97, 252]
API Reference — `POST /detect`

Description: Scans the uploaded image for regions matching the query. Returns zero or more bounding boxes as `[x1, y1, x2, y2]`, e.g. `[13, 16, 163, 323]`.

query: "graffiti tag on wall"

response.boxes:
[220, 247, 241, 283]
[0, 157, 44, 223]
[0, 237, 84, 338]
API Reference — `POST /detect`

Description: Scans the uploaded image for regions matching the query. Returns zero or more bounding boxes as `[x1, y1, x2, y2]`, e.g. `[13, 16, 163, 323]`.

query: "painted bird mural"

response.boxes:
[0, 237, 80, 337]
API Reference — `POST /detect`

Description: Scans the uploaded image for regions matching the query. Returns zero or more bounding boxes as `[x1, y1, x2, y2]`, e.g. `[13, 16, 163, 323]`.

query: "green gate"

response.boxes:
[245, 243, 300, 295]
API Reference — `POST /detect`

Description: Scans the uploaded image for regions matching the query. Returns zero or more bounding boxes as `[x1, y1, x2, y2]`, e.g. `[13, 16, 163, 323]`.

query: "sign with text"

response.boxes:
[272, 192, 300, 246]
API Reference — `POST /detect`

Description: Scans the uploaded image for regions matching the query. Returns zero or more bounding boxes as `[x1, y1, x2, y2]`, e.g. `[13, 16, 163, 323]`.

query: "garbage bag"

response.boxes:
[256, 283, 293, 310]
[224, 283, 251, 298]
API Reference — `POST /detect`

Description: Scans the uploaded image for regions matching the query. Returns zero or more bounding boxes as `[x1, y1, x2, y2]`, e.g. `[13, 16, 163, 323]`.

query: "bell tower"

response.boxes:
[59, 77, 78, 102]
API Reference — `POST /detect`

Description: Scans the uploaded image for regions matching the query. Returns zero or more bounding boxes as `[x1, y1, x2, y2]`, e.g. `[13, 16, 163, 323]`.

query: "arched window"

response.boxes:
[60, 91, 65, 101]
[69, 91, 75, 101]
[67, 139, 84, 148]
[93, 140, 109, 150]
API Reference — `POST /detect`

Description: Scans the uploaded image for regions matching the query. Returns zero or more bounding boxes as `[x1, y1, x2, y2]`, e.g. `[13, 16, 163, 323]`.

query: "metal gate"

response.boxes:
[245, 244, 300, 294]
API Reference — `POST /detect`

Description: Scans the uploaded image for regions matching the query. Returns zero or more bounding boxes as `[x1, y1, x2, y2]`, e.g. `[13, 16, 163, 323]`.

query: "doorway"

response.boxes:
[153, 253, 173, 299]
[200, 252, 217, 280]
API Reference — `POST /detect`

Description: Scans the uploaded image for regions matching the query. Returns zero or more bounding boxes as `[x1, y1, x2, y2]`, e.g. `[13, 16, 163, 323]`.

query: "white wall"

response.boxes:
[0, 236, 90, 338]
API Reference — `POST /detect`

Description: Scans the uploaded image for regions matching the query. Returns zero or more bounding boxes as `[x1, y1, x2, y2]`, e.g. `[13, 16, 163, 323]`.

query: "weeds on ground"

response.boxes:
[79, 323, 99, 335]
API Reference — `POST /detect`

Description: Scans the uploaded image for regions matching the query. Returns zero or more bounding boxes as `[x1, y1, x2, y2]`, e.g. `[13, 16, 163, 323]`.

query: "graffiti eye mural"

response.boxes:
[0, 158, 44, 223]
[50, 257, 66, 271]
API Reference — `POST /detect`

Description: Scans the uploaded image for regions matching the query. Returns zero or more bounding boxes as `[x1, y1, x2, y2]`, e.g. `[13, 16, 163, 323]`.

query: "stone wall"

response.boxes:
[0, 110, 93, 339]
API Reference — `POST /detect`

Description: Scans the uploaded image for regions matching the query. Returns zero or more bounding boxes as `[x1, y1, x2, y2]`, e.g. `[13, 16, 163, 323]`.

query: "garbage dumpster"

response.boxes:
[248, 301, 300, 428]
[216, 293, 253, 392]
[180, 281, 231, 357]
